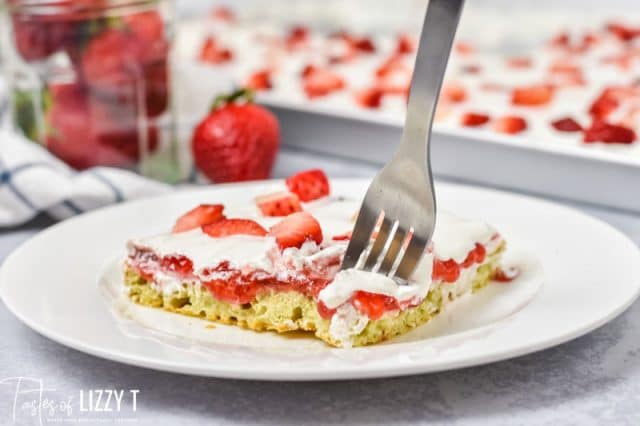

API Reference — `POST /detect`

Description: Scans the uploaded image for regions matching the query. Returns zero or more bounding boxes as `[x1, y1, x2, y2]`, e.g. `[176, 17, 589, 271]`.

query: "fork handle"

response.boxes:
[397, 0, 465, 162]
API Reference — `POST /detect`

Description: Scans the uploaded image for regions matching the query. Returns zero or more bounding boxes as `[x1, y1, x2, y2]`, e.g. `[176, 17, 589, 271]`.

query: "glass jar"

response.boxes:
[0, 0, 180, 182]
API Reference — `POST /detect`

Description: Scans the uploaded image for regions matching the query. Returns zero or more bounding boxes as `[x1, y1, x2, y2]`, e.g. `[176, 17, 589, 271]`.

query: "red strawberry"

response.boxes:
[45, 83, 135, 169]
[191, 89, 280, 183]
[210, 6, 235, 22]
[432, 259, 460, 283]
[10, 14, 71, 61]
[506, 57, 533, 69]
[551, 117, 582, 132]
[441, 82, 467, 103]
[351, 291, 399, 320]
[460, 112, 490, 127]
[255, 192, 303, 217]
[332, 231, 352, 241]
[355, 87, 384, 109]
[286, 26, 309, 49]
[455, 41, 474, 55]
[588, 87, 638, 120]
[302, 66, 346, 98]
[286, 169, 330, 202]
[199, 36, 233, 64]
[352, 37, 376, 53]
[511, 84, 554, 106]
[269, 212, 323, 249]
[396, 34, 416, 54]
[493, 116, 527, 135]
[583, 120, 636, 144]
[203, 219, 268, 238]
[245, 70, 273, 91]
[172, 204, 226, 233]
[161, 255, 193, 276]
[606, 22, 640, 42]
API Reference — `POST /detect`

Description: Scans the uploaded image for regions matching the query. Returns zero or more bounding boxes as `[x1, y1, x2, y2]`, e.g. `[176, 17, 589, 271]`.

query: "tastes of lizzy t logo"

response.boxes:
[0, 377, 140, 424]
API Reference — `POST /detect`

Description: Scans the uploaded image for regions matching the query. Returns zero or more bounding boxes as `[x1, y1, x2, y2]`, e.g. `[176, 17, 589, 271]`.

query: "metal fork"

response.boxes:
[341, 0, 465, 282]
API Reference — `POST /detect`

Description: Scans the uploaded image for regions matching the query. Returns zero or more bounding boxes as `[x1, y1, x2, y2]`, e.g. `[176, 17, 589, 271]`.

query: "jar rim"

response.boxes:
[5, 0, 161, 17]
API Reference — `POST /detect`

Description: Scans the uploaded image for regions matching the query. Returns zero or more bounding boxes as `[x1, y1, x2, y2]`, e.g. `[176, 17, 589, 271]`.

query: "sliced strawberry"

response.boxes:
[332, 231, 352, 241]
[210, 6, 235, 22]
[355, 87, 384, 109]
[286, 169, 330, 202]
[455, 41, 474, 55]
[493, 266, 520, 283]
[551, 117, 582, 132]
[352, 37, 376, 53]
[199, 36, 233, 64]
[286, 26, 309, 49]
[302, 66, 345, 98]
[396, 34, 416, 54]
[606, 22, 640, 42]
[351, 291, 399, 320]
[432, 259, 460, 283]
[460, 112, 490, 127]
[172, 204, 225, 233]
[202, 219, 267, 238]
[583, 120, 636, 144]
[269, 212, 323, 249]
[256, 191, 303, 217]
[245, 70, 272, 91]
[461, 243, 486, 268]
[511, 84, 554, 106]
[493, 116, 528, 135]
[441, 82, 467, 103]
[161, 255, 193, 276]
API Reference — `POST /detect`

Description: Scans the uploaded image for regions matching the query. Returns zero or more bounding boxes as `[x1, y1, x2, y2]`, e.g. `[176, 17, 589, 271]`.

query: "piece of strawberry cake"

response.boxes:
[123, 169, 511, 347]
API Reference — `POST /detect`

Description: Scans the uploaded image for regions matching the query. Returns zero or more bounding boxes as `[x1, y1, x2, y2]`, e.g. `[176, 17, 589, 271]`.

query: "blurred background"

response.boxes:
[1, 0, 639, 220]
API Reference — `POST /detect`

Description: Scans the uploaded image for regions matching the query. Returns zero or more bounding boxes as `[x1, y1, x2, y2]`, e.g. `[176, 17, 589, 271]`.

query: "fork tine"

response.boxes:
[362, 217, 393, 271]
[341, 209, 380, 270]
[394, 236, 429, 282]
[378, 227, 409, 276]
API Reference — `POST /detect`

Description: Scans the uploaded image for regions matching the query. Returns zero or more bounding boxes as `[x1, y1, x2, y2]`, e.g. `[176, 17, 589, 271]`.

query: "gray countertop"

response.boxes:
[1, 150, 639, 425]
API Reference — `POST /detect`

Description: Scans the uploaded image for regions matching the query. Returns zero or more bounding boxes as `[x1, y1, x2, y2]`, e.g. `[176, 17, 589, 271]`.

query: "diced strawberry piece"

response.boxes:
[583, 120, 636, 144]
[332, 231, 352, 241]
[551, 117, 583, 132]
[172, 204, 226, 233]
[606, 22, 640, 42]
[302, 66, 345, 98]
[506, 57, 533, 69]
[352, 37, 376, 53]
[493, 266, 520, 283]
[255, 191, 303, 217]
[461, 243, 486, 268]
[202, 219, 268, 238]
[245, 70, 272, 91]
[455, 41, 474, 55]
[493, 116, 528, 134]
[286, 26, 309, 49]
[199, 37, 233, 64]
[441, 82, 467, 103]
[511, 84, 554, 106]
[161, 255, 193, 276]
[210, 6, 235, 22]
[317, 300, 337, 319]
[269, 212, 323, 249]
[460, 112, 490, 127]
[351, 291, 399, 320]
[396, 34, 416, 54]
[375, 55, 407, 78]
[355, 87, 384, 109]
[285, 169, 330, 202]
[432, 259, 460, 283]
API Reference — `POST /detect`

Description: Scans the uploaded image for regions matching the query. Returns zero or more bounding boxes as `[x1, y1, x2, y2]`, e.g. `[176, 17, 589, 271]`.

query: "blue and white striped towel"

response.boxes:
[0, 129, 171, 227]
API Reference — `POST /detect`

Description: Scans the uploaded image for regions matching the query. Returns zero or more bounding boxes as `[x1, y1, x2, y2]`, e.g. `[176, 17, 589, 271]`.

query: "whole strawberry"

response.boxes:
[192, 89, 280, 183]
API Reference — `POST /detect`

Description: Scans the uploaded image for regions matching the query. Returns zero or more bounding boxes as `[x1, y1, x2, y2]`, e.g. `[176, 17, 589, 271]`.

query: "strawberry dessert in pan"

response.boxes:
[124, 170, 511, 347]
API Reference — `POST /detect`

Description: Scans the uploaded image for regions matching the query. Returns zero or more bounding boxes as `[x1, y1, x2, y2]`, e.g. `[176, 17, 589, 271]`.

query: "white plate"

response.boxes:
[1, 180, 639, 380]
